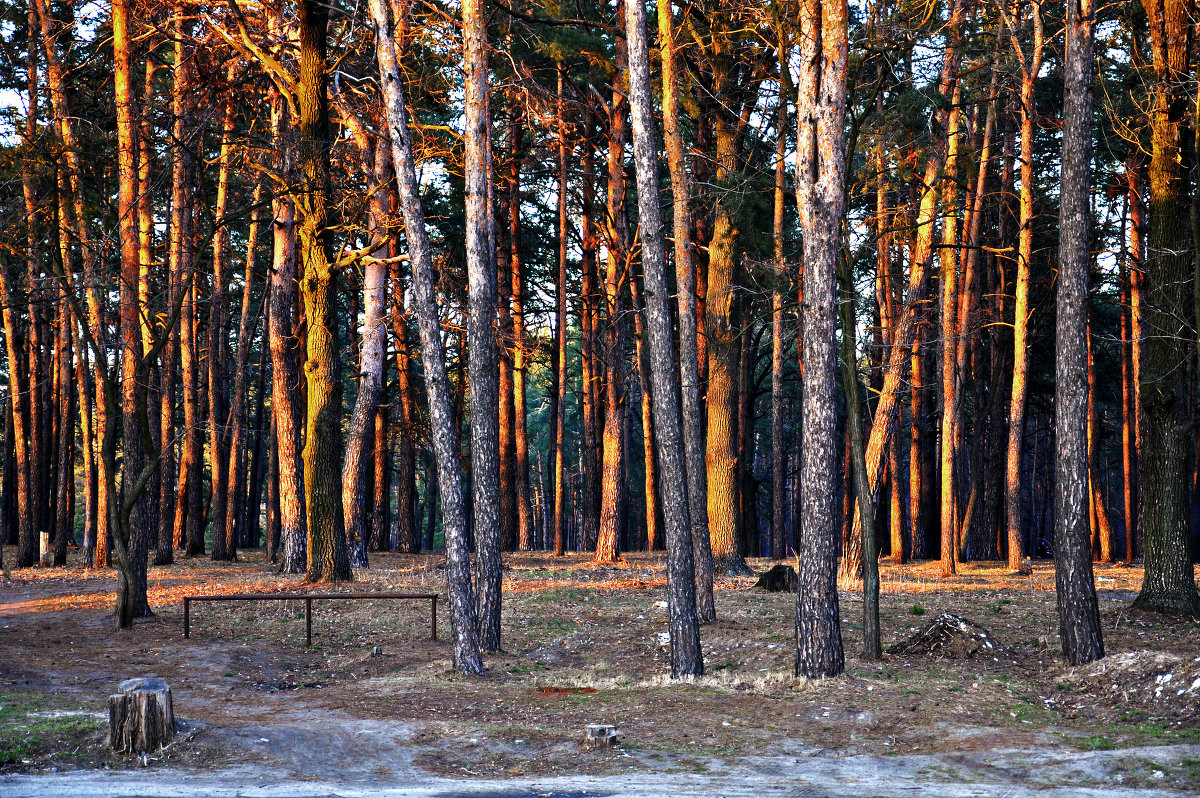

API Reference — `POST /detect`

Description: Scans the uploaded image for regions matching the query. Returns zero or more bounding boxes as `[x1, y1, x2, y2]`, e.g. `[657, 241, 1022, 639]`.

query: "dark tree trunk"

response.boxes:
[1132, 0, 1200, 616]
[1054, 0, 1105, 664]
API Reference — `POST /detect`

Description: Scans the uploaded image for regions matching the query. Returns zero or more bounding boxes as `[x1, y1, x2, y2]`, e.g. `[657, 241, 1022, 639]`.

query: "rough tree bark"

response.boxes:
[624, 0, 704, 675]
[596, 12, 630, 565]
[1054, 0, 1105, 664]
[794, 0, 848, 679]
[370, 0, 483, 671]
[460, 0, 503, 647]
[267, 66, 307, 575]
[296, 0, 352, 583]
[658, 0, 715, 620]
[1132, 0, 1200, 616]
[343, 137, 392, 567]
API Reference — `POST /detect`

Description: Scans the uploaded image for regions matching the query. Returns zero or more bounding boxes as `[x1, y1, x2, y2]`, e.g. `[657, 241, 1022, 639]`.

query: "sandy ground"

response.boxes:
[1, 549, 1198, 796]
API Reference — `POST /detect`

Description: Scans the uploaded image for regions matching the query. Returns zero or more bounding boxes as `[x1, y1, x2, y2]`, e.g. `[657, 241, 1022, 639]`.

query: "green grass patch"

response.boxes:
[0, 690, 104, 766]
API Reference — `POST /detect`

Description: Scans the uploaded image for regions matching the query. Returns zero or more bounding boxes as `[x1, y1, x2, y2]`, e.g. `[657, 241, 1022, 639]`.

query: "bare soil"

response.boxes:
[1, 548, 1198, 795]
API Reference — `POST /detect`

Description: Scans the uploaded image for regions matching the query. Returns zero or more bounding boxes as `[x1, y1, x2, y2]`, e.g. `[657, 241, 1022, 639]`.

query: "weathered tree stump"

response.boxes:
[109, 678, 176, 753]
[583, 723, 617, 749]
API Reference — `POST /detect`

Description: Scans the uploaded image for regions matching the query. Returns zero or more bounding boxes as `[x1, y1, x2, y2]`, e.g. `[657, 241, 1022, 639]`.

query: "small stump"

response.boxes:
[583, 724, 617, 749]
[109, 678, 176, 753]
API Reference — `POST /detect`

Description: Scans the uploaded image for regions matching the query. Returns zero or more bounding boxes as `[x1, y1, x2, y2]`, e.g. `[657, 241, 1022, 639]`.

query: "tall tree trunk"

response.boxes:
[706, 106, 749, 576]
[595, 15, 630, 565]
[1132, 0, 1200, 616]
[770, 92, 788, 560]
[938, 85, 963, 576]
[461, 0, 502, 648]
[1128, 157, 1146, 564]
[209, 91, 235, 563]
[624, 0, 704, 675]
[1086, 320, 1114, 562]
[224, 179, 264, 560]
[53, 304, 73, 566]
[1004, 1, 1044, 574]
[343, 138, 392, 567]
[297, 0, 351, 582]
[268, 74, 307, 575]
[113, 0, 152, 625]
[370, 0, 482, 672]
[552, 64, 569, 558]
[392, 258, 417, 554]
[658, 0, 714, 619]
[508, 124, 533, 553]
[1054, 0, 1105, 662]
[579, 108, 602, 553]
[840, 246, 882, 661]
[138, 55, 160, 561]
[794, 0, 848, 679]
[631, 278, 660, 551]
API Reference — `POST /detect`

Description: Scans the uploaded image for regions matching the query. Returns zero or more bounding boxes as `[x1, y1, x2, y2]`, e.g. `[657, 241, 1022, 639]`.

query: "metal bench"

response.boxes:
[182, 592, 438, 647]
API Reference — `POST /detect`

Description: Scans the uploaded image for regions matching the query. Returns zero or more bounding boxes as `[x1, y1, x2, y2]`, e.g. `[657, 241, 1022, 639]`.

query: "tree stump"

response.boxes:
[754, 564, 798, 592]
[583, 724, 617, 749]
[109, 678, 176, 753]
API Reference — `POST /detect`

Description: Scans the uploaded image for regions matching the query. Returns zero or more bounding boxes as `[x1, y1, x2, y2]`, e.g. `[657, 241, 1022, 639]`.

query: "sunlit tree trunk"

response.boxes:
[595, 14, 630, 565]
[658, 0, 714, 619]
[392, 257, 418, 554]
[297, 0, 351, 583]
[113, 0, 153, 625]
[1004, 0, 1043, 574]
[1085, 320, 1114, 562]
[938, 84, 963, 575]
[630, 278, 660, 551]
[268, 70, 307, 575]
[225, 179, 264, 560]
[508, 126, 533, 552]
[209, 90, 235, 563]
[706, 107, 749, 576]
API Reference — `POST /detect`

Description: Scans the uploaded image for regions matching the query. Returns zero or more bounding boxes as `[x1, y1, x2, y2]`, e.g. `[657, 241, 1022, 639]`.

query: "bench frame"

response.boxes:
[182, 593, 438, 647]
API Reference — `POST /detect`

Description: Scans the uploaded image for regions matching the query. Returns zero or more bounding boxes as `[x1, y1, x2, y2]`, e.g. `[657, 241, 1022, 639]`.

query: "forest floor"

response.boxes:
[1, 549, 1198, 796]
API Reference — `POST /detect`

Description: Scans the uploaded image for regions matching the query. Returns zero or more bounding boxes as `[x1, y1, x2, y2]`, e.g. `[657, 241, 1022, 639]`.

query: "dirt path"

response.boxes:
[3, 740, 1199, 797]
